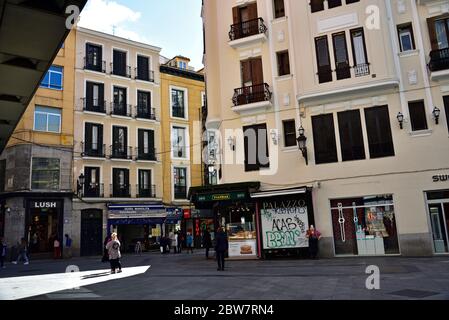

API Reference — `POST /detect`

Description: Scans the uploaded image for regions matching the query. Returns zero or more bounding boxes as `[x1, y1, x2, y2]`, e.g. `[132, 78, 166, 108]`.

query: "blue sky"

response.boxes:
[78, 0, 204, 69]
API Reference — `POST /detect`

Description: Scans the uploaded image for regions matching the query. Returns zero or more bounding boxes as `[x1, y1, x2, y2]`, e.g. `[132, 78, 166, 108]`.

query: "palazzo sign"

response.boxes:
[261, 200, 309, 249]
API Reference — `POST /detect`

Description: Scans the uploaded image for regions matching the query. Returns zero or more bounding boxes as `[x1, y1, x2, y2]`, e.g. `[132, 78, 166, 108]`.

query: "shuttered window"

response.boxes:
[244, 124, 270, 172]
[337, 110, 366, 161]
[312, 114, 338, 164]
[364, 106, 395, 159]
[408, 101, 428, 131]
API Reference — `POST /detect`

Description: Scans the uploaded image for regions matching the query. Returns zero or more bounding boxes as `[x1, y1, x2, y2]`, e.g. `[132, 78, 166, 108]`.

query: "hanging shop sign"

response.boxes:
[197, 192, 247, 203]
[260, 199, 309, 249]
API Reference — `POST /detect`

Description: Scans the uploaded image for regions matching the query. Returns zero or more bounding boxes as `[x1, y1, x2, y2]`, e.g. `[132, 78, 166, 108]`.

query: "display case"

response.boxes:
[226, 222, 257, 258]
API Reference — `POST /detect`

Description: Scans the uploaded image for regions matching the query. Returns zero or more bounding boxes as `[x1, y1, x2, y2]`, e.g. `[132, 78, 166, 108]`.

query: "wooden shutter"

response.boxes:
[241, 60, 252, 85]
[251, 58, 264, 85]
[247, 2, 258, 20]
[232, 6, 240, 24]
[427, 17, 438, 51]
[312, 114, 338, 164]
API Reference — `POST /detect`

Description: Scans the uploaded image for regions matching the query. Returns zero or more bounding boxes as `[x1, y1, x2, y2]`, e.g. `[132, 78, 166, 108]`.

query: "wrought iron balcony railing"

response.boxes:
[135, 68, 155, 82]
[81, 98, 107, 114]
[354, 63, 371, 77]
[81, 142, 106, 158]
[111, 102, 132, 117]
[82, 183, 104, 198]
[110, 63, 131, 78]
[110, 184, 131, 198]
[232, 83, 272, 107]
[229, 18, 267, 41]
[109, 145, 133, 160]
[174, 185, 187, 200]
[135, 106, 157, 120]
[84, 57, 106, 73]
[135, 147, 157, 161]
[429, 48, 449, 72]
[136, 184, 156, 198]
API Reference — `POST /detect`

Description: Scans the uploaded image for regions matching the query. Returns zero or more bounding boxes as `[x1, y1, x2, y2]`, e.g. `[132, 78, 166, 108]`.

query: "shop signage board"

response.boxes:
[260, 199, 309, 249]
[197, 192, 247, 202]
[108, 204, 166, 219]
[228, 239, 257, 258]
[433, 174, 448, 182]
[30, 201, 60, 209]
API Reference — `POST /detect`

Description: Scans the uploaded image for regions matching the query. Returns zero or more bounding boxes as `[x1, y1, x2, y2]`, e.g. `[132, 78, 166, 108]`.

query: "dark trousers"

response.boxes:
[216, 251, 225, 270]
[205, 247, 210, 259]
[110, 258, 122, 271]
[0, 255, 4, 268]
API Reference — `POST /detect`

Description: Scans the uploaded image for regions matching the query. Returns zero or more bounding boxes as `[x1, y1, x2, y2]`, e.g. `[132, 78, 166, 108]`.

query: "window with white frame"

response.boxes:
[171, 88, 186, 118]
[34, 106, 62, 133]
[398, 23, 415, 52]
[172, 126, 187, 159]
[40, 66, 63, 90]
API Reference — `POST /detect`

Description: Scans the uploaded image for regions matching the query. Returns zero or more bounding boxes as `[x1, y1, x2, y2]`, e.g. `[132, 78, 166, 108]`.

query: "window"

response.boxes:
[178, 61, 187, 70]
[113, 86, 128, 116]
[84, 167, 101, 197]
[34, 106, 61, 133]
[398, 24, 416, 52]
[112, 168, 130, 197]
[315, 36, 332, 83]
[112, 126, 128, 159]
[241, 57, 264, 87]
[328, 0, 342, 9]
[171, 88, 186, 118]
[112, 50, 128, 77]
[332, 32, 351, 80]
[408, 101, 428, 131]
[277, 51, 290, 76]
[31, 158, 60, 190]
[137, 91, 152, 119]
[137, 55, 150, 81]
[273, 0, 285, 18]
[428, 15, 449, 51]
[337, 110, 366, 161]
[310, 0, 324, 13]
[364, 106, 395, 159]
[244, 123, 270, 172]
[231, 3, 259, 39]
[84, 123, 103, 157]
[85, 43, 103, 72]
[172, 126, 187, 159]
[138, 170, 153, 197]
[173, 167, 187, 200]
[282, 120, 297, 147]
[312, 114, 338, 164]
[85, 81, 104, 112]
[351, 28, 370, 77]
[444, 96, 449, 134]
[40, 66, 63, 90]
[138, 129, 155, 160]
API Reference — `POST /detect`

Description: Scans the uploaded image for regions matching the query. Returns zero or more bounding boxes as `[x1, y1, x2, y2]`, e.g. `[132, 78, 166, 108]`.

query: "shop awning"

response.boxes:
[250, 187, 309, 199]
[188, 181, 261, 203]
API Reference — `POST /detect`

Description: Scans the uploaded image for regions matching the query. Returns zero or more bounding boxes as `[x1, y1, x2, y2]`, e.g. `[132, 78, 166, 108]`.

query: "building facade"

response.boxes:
[160, 56, 206, 246]
[72, 28, 164, 256]
[0, 30, 76, 258]
[201, 0, 449, 258]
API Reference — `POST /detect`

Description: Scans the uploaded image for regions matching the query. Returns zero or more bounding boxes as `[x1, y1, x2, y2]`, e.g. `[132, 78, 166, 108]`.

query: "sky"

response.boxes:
[78, 0, 204, 70]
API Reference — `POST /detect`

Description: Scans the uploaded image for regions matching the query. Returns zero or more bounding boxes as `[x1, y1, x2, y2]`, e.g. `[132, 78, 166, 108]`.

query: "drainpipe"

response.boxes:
[385, 0, 409, 119]
[410, 0, 434, 113]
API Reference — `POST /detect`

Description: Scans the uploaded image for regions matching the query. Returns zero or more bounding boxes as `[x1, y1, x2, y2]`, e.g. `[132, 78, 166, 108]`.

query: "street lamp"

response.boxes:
[77, 173, 85, 196]
[433, 107, 441, 125]
[227, 136, 235, 151]
[397, 112, 404, 130]
[296, 126, 308, 165]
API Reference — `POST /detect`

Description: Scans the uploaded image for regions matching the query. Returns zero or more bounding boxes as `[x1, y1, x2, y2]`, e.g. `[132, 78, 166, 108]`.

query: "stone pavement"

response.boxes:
[1, 251, 449, 300]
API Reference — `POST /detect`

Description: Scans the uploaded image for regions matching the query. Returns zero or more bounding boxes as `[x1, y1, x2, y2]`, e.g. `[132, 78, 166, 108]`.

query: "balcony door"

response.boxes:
[113, 50, 127, 76]
[86, 81, 104, 112]
[112, 126, 127, 158]
[112, 168, 129, 197]
[138, 129, 155, 160]
[85, 123, 103, 157]
[232, 3, 258, 39]
[86, 43, 102, 71]
[84, 167, 100, 197]
[137, 91, 152, 118]
[444, 96, 449, 134]
[138, 169, 152, 198]
[332, 32, 350, 80]
[113, 86, 127, 115]
[137, 55, 150, 81]
[239, 58, 264, 104]
[428, 16, 449, 50]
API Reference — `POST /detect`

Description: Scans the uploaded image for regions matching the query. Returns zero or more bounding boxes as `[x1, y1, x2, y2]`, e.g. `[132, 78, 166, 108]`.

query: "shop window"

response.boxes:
[312, 114, 338, 164]
[408, 100, 428, 131]
[34, 106, 61, 133]
[243, 123, 270, 172]
[398, 23, 416, 52]
[277, 51, 290, 76]
[31, 158, 60, 190]
[337, 110, 366, 161]
[444, 96, 449, 134]
[282, 119, 297, 147]
[330, 195, 399, 256]
[364, 105, 395, 159]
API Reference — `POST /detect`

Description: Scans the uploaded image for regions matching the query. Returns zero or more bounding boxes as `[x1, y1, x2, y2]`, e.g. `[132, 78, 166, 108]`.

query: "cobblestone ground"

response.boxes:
[1, 251, 449, 300]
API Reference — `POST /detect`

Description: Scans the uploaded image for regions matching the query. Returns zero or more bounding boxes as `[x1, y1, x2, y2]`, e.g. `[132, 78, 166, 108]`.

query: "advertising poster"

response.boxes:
[228, 239, 257, 258]
[261, 199, 309, 249]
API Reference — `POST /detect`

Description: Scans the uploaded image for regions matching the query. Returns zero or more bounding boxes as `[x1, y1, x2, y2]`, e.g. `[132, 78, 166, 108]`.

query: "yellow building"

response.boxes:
[160, 56, 206, 238]
[0, 30, 76, 256]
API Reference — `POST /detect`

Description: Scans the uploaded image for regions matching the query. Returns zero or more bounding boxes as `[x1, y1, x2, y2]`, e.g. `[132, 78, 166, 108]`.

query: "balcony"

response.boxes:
[335, 62, 351, 80]
[110, 184, 131, 198]
[82, 183, 104, 198]
[354, 63, 371, 77]
[83, 58, 106, 73]
[174, 185, 187, 200]
[135, 105, 157, 120]
[135, 68, 155, 82]
[81, 142, 106, 158]
[81, 98, 107, 114]
[109, 145, 133, 160]
[136, 184, 157, 198]
[429, 48, 449, 81]
[135, 147, 157, 161]
[317, 63, 371, 83]
[110, 63, 131, 78]
[232, 83, 272, 114]
[111, 102, 132, 117]
[228, 18, 268, 49]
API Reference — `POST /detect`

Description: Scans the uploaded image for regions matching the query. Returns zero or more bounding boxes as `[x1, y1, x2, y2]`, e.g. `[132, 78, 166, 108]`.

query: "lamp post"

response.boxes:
[433, 107, 441, 125]
[296, 126, 308, 165]
[227, 136, 235, 151]
[77, 173, 85, 197]
[397, 112, 404, 130]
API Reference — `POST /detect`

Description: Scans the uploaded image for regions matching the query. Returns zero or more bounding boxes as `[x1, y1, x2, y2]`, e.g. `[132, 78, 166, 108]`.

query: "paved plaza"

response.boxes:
[1, 251, 449, 300]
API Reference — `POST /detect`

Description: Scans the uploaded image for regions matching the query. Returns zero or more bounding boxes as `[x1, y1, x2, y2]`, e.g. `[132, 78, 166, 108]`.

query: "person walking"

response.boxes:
[106, 232, 122, 274]
[12, 238, 29, 265]
[53, 237, 61, 259]
[0, 237, 7, 269]
[306, 225, 322, 259]
[177, 231, 184, 254]
[202, 229, 212, 259]
[173, 232, 178, 254]
[215, 227, 228, 271]
[186, 232, 194, 254]
[102, 235, 111, 262]
[64, 234, 72, 259]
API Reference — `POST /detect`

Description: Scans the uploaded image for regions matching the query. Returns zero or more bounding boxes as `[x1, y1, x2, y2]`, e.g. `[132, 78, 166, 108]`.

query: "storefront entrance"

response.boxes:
[80, 209, 103, 256]
[26, 200, 63, 254]
[426, 190, 449, 254]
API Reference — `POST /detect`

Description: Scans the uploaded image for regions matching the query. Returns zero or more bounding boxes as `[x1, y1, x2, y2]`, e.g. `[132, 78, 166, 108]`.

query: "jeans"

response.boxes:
[216, 251, 225, 270]
[16, 252, 29, 264]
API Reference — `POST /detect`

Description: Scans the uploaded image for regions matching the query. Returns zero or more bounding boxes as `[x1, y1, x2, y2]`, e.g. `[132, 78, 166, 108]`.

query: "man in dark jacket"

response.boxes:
[214, 227, 228, 271]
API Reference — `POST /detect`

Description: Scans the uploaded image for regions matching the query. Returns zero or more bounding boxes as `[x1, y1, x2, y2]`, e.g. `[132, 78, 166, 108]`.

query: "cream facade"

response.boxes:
[202, 0, 449, 257]
[72, 27, 163, 256]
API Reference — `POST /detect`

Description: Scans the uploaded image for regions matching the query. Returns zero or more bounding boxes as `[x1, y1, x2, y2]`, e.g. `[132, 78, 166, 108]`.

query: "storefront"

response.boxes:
[251, 187, 315, 259]
[189, 182, 260, 259]
[330, 195, 400, 256]
[107, 203, 166, 252]
[425, 189, 449, 254]
[184, 208, 215, 248]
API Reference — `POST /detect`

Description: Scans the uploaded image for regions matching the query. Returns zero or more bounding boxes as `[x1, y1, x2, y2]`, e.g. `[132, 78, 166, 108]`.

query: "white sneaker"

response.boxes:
[12, 261, 17, 265]
[24, 262, 29, 265]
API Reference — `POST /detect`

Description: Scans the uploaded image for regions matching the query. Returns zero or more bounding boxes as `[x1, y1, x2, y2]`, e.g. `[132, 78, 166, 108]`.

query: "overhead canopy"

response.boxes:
[0, 0, 88, 152]
[188, 182, 261, 203]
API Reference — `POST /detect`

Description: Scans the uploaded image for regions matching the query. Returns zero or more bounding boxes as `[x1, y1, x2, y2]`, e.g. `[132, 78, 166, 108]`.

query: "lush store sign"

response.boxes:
[261, 200, 309, 249]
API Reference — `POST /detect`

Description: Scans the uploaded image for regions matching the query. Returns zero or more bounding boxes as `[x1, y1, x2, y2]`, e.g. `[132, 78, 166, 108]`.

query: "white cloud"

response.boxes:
[78, 0, 147, 42]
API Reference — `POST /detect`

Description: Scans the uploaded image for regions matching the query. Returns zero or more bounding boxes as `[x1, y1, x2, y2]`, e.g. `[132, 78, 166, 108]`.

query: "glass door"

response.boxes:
[428, 203, 449, 253]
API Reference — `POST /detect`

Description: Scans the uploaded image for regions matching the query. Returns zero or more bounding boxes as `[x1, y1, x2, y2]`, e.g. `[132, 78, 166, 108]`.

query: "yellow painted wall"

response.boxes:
[6, 30, 76, 148]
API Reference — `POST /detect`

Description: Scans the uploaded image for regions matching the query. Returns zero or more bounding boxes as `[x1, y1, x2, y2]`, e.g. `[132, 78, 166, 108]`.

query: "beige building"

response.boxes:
[72, 27, 163, 256]
[199, 0, 449, 258]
